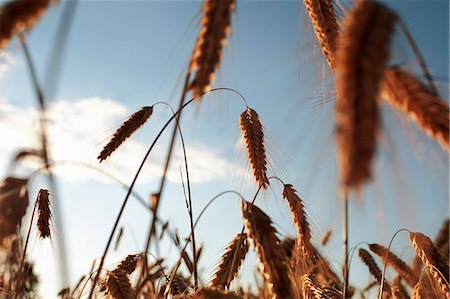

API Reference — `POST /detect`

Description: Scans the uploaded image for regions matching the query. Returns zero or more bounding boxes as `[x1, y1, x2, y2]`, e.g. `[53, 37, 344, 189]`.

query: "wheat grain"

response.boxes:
[335, 0, 397, 193]
[382, 66, 449, 150]
[189, 0, 235, 98]
[98, 106, 153, 162]
[242, 201, 291, 298]
[211, 233, 248, 289]
[240, 108, 269, 189]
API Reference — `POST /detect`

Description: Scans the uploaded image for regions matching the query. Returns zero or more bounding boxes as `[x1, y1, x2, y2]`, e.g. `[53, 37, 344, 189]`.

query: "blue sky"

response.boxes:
[0, 0, 448, 297]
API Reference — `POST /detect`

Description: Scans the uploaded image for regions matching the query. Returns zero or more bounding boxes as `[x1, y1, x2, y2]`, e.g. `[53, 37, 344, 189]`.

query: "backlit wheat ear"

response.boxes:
[189, 0, 235, 99]
[300, 274, 328, 299]
[282, 184, 312, 256]
[382, 66, 450, 150]
[105, 269, 134, 299]
[0, 0, 56, 50]
[335, 0, 397, 193]
[358, 248, 392, 295]
[242, 201, 292, 298]
[303, 0, 339, 69]
[409, 232, 450, 297]
[368, 243, 418, 287]
[211, 233, 248, 289]
[240, 108, 269, 190]
[116, 254, 140, 275]
[98, 106, 153, 162]
[36, 189, 51, 239]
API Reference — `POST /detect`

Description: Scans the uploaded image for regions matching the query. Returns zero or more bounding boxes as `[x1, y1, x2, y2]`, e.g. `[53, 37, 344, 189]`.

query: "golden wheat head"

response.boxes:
[303, 0, 339, 69]
[189, 0, 235, 99]
[382, 66, 449, 150]
[98, 106, 153, 162]
[36, 188, 51, 239]
[211, 233, 248, 289]
[242, 200, 291, 298]
[240, 108, 269, 190]
[335, 0, 397, 193]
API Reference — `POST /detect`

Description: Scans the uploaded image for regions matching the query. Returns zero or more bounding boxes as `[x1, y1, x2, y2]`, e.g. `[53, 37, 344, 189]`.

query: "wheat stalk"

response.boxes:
[36, 189, 51, 239]
[368, 243, 418, 287]
[381, 66, 449, 150]
[335, 0, 397, 193]
[240, 108, 269, 189]
[303, 0, 339, 69]
[98, 106, 153, 162]
[358, 248, 392, 295]
[211, 233, 248, 289]
[189, 0, 235, 98]
[409, 232, 450, 297]
[0, 0, 56, 50]
[242, 200, 291, 298]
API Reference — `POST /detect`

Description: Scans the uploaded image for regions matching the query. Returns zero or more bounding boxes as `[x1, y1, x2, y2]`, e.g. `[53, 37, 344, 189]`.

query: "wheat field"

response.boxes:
[0, 0, 449, 298]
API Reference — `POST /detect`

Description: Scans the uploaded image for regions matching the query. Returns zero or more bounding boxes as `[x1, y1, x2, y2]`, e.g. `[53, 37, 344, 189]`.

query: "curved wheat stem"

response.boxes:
[211, 233, 248, 289]
[189, 0, 236, 98]
[242, 201, 291, 298]
[240, 108, 269, 190]
[98, 106, 153, 162]
[335, 0, 397, 193]
[303, 0, 339, 69]
[381, 66, 449, 150]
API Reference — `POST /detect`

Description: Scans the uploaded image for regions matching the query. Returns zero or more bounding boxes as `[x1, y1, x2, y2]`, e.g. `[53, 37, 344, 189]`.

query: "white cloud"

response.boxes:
[0, 51, 15, 73]
[1, 97, 235, 184]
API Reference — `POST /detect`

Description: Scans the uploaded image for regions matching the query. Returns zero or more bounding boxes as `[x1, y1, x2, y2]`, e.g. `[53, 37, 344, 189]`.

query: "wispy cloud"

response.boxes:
[1, 97, 235, 184]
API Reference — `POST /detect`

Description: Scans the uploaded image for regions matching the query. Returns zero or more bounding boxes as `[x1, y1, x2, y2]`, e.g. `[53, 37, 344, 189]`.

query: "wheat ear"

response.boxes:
[303, 0, 339, 69]
[300, 274, 328, 299]
[242, 201, 291, 298]
[240, 108, 269, 189]
[116, 254, 140, 275]
[0, 0, 55, 49]
[105, 269, 134, 299]
[98, 106, 153, 162]
[282, 184, 313, 256]
[358, 248, 392, 295]
[189, 0, 235, 98]
[36, 189, 51, 239]
[409, 232, 450, 297]
[382, 66, 449, 150]
[368, 243, 418, 287]
[335, 0, 397, 193]
[211, 233, 248, 289]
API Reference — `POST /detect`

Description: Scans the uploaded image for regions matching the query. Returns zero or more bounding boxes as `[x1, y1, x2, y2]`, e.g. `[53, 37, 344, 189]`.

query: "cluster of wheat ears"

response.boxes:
[0, 0, 448, 298]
